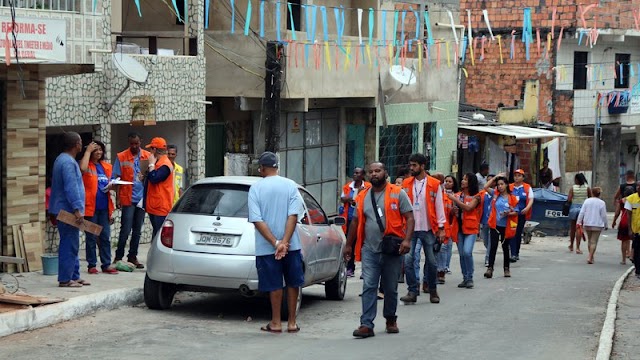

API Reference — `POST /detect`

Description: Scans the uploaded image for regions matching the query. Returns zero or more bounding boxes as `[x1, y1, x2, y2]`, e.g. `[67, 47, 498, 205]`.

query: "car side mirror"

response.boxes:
[331, 216, 346, 226]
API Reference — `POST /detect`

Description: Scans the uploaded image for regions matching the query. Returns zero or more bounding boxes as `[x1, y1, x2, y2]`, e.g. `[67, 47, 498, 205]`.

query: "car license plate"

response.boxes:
[196, 234, 234, 246]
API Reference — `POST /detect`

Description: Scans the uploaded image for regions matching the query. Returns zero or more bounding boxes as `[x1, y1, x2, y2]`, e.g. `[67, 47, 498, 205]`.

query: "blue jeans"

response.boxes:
[510, 214, 526, 257]
[57, 221, 80, 283]
[457, 233, 476, 281]
[413, 240, 428, 284]
[404, 230, 437, 293]
[360, 247, 403, 329]
[436, 240, 452, 271]
[481, 224, 491, 264]
[85, 209, 112, 270]
[116, 205, 146, 259]
[149, 214, 167, 240]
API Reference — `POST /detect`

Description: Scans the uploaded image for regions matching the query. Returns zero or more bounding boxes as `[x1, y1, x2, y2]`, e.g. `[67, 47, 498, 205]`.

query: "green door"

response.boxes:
[346, 124, 365, 178]
[205, 123, 225, 177]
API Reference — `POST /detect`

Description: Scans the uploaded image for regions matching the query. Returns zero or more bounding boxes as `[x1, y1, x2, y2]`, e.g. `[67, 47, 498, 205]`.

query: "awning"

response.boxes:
[458, 124, 568, 139]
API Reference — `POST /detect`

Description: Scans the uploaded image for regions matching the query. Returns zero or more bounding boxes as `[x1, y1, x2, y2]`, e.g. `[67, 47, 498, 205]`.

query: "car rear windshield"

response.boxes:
[174, 183, 249, 217]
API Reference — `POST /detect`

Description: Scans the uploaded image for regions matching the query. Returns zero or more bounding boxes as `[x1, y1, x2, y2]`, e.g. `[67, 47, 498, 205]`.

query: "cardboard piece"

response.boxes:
[56, 210, 102, 236]
[139, 159, 149, 173]
[0, 293, 66, 306]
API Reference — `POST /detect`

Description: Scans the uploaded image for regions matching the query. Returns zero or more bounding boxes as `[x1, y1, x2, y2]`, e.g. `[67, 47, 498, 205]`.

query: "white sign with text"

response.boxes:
[0, 16, 66, 63]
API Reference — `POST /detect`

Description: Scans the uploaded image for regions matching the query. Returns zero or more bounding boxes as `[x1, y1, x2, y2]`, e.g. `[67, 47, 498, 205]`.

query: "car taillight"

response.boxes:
[160, 220, 174, 248]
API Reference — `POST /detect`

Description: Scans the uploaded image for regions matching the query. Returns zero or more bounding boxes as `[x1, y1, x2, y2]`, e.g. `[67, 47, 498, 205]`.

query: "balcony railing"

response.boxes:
[1, 0, 79, 12]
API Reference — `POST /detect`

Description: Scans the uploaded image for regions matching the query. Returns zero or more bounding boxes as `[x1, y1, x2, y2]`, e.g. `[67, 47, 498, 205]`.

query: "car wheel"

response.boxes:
[281, 287, 302, 320]
[144, 274, 176, 310]
[325, 259, 347, 300]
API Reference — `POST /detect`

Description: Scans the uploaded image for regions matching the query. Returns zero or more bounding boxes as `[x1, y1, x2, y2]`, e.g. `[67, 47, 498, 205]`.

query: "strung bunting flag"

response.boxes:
[424, 11, 434, 45]
[446, 10, 459, 45]
[134, 0, 141, 16]
[276, 2, 281, 40]
[287, 2, 296, 40]
[482, 10, 494, 40]
[497, 35, 503, 64]
[244, 0, 252, 36]
[173, 0, 184, 24]
[357, 8, 363, 45]
[551, 7, 556, 39]
[259, 1, 264, 37]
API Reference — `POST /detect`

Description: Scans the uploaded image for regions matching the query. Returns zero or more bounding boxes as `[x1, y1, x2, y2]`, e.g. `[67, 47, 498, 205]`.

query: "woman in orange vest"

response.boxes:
[436, 175, 458, 284]
[447, 173, 481, 289]
[144, 137, 174, 239]
[79, 141, 118, 274]
[485, 176, 520, 278]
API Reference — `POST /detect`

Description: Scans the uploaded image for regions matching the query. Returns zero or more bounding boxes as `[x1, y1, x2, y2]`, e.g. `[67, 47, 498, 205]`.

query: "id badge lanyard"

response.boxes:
[414, 179, 425, 208]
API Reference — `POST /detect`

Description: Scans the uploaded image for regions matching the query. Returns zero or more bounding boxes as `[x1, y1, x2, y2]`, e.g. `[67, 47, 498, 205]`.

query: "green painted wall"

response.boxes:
[376, 101, 458, 175]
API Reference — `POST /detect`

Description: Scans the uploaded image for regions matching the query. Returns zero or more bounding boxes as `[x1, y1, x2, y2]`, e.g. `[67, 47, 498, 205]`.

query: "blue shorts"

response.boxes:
[256, 250, 304, 292]
[569, 204, 582, 220]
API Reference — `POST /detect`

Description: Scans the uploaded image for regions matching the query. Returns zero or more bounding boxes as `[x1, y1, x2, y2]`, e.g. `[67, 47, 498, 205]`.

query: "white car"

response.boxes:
[144, 176, 348, 312]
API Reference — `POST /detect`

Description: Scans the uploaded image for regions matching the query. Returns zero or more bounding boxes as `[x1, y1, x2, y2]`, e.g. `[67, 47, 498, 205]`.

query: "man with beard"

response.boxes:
[344, 162, 414, 338]
[399, 153, 446, 304]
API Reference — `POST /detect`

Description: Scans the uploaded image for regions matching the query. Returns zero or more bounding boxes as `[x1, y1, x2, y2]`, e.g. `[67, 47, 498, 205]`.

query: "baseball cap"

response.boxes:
[514, 169, 525, 175]
[145, 137, 167, 150]
[258, 151, 278, 168]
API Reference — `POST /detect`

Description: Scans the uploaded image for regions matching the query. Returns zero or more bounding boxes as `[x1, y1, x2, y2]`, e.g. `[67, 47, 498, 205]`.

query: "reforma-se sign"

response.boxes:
[0, 16, 66, 63]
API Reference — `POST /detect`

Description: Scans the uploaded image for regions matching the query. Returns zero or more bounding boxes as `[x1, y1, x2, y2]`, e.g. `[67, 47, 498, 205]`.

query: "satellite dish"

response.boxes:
[112, 53, 149, 83]
[104, 53, 149, 111]
[389, 65, 416, 85]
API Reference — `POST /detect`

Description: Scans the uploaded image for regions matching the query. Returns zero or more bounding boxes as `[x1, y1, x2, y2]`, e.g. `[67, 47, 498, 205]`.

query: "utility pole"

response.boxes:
[592, 101, 600, 185]
[264, 41, 282, 153]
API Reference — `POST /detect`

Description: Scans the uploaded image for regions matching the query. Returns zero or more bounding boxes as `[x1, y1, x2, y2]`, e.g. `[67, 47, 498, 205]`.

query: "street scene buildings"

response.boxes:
[1, 0, 640, 359]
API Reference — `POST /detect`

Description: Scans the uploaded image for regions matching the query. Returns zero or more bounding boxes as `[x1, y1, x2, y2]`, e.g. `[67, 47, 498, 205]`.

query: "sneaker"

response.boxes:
[400, 292, 417, 303]
[88, 267, 99, 274]
[465, 280, 474, 289]
[504, 269, 511, 278]
[446, 268, 452, 274]
[346, 269, 355, 278]
[457, 280, 467, 288]
[515, 255, 520, 261]
[509, 256, 518, 263]
[353, 325, 375, 338]
[385, 317, 399, 334]
[127, 256, 145, 269]
[484, 261, 489, 267]
[102, 267, 119, 274]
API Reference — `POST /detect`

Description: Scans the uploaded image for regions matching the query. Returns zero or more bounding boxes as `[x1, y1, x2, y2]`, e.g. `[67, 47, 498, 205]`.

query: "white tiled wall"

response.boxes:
[555, 38, 640, 126]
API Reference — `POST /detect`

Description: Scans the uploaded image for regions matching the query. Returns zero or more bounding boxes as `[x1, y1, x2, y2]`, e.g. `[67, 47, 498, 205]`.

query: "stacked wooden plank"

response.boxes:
[7, 223, 43, 273]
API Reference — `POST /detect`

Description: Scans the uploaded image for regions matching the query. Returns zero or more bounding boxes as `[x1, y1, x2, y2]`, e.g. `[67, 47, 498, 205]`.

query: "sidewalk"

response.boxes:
[612, 268, 640, 360]
[0, 243, 150, 337]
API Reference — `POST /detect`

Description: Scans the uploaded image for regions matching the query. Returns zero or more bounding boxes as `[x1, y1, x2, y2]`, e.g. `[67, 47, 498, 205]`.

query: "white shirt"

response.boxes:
[577, 197, 608, 228]
[411, 177, 446, 232]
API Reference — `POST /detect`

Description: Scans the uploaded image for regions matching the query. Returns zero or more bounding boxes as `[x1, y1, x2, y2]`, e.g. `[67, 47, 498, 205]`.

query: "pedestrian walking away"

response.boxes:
[613, 187, 635, 265]
[344, 162, 414, 338]
[484, 176, 520, 279]
[144, 137, 174, 240]
[400, 153, 446, 304]
[436, 175, 458, 284]
[567, 173, 591, 254]
[508, 169, 534, 262]
[167, 144, 185, 205]
[476, 163, 489, 189]
[79, 140, 118, 275]
[48, 132, 91, 288]
[113, 132, 150, 268]
[624, 181, 640, 279]
[479, 174, 495, 267]
[447, 173, 481, 289]
[340, 167, 371, 278]
[577, 187, 608, 264]
[249, 151, 305, 334]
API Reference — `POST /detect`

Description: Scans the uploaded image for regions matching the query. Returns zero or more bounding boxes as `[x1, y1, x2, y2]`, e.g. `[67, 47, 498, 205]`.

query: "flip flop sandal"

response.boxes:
[59, 280, 82, 288]
[576, 250, 583, 254]
[260, 324, 282, 333]
[287, 325, 301, 333]
[76, 279, 92, 286]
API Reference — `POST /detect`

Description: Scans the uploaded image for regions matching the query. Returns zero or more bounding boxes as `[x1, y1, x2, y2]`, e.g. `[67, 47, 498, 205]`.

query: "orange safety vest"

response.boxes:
[402, 175, 441, 231]
[452, 191, 481, 236]
[443, 189, 454, 244]
[145, 155, 174, 216]
[354, 184, 406, 261]
[341, 181, 372, 233]
[487, 193, 520, 239]
[82, 161, 115, 218]
[509, 182, 533, 220]
[116, 148, 150, 206]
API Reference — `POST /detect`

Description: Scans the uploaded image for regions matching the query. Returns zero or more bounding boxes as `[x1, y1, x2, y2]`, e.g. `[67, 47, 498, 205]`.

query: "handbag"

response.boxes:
[371, 190, 403, 256]
[562, 201, 572, 216]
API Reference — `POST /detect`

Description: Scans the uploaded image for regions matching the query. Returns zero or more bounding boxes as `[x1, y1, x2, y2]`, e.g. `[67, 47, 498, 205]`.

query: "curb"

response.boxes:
[595, 266, 636, 360]
[0, 287, 143, 338]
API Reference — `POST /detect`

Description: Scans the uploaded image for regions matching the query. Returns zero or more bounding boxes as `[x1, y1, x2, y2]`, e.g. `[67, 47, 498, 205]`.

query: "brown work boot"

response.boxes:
[504, 268, 511, 278]
[437, 271, 446, 284]
[429, 289, 440, 304]
[422, 282, 430, 293]
[385, 316, 399, 334]
[127, 256, 145, 269]
[484, 267, 493, 279]
[400, 291, 417, 303]
[353, 325, 375, 338]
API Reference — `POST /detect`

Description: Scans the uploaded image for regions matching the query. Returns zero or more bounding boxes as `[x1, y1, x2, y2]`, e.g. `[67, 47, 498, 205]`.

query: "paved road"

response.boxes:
[1, 231, 629, 360]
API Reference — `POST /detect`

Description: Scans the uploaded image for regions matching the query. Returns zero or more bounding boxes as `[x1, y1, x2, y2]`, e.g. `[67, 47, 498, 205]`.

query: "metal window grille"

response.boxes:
[1, 0, 78, 12]
[379, 124, 418, 178]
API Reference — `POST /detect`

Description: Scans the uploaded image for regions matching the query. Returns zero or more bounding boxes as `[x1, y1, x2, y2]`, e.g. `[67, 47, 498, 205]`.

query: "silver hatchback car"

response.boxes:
[144, 176, 348, 311]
